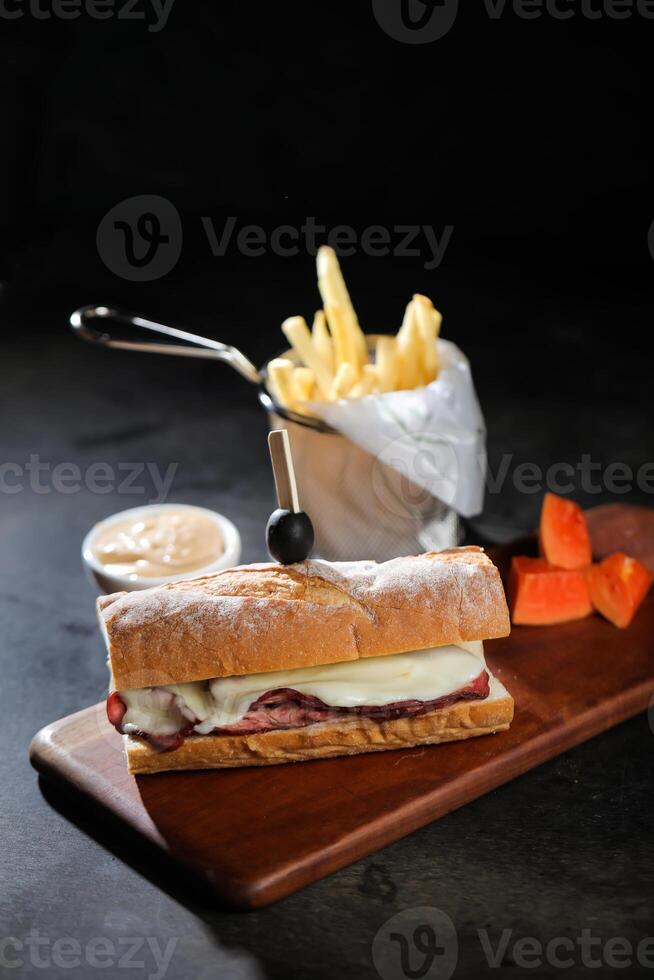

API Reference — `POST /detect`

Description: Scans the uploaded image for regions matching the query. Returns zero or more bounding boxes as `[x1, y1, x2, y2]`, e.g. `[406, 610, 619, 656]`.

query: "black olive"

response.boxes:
[266, 508, 315, 565]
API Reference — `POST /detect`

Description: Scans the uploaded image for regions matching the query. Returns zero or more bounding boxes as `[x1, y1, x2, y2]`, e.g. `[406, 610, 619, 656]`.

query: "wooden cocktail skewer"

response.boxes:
[266, 430, 315, 564]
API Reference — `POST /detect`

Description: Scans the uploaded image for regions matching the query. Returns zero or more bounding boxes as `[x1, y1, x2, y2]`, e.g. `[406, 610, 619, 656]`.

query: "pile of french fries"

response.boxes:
[266, 246, 443, 414]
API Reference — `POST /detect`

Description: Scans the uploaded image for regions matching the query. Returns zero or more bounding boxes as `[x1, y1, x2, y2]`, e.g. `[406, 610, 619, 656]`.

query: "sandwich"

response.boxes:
[99, 547, 514, 774]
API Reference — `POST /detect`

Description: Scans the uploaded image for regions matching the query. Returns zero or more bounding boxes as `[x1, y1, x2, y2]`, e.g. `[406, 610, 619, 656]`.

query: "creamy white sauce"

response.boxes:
[92, 507, 224, 580]
[119, 642, 486, 736]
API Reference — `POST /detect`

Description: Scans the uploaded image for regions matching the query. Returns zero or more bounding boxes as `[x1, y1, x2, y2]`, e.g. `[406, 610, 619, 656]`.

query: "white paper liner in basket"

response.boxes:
[267, 340, 486, 563]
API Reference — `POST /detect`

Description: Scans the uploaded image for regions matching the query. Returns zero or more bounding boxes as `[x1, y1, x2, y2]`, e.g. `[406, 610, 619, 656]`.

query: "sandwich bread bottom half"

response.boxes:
[125, 677, 514, 774]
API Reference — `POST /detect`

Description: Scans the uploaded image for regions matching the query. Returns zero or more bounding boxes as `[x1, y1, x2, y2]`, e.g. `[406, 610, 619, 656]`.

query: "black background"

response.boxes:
[2, 5, 654, 980]
[2, 0, 653, 533]
[2, 1, 653, 312]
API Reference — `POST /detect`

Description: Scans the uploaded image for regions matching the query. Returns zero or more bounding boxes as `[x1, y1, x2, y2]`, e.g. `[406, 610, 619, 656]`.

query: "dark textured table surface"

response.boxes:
[3, 268, 653, 980]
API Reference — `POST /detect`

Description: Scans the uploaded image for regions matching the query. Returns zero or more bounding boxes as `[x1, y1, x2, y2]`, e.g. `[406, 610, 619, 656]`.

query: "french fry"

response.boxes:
[329, 362, 356, 400]
[421, 295, 443, 347]
[272, 253, 448, 411]
[375, 336, 398, 392]
[350, 364, 379, 398]
[267, 358, 295, 409]
[293, 366, 316, 402]
[396, 299, 417, 341]
[396, 302, 423, 389]
[312, 310, 334, 375]
[324, 303, 360, 379]
[281, 316, 333, 398]
[317, 246, 367, 369]
[413, 293, 440, 383]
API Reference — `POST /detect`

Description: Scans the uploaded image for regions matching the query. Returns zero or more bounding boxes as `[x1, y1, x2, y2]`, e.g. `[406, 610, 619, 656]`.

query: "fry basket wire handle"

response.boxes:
[69, 304, 261, 384]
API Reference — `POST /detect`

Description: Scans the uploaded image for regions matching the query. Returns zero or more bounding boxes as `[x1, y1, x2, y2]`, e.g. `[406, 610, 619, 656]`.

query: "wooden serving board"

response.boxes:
[30, 507, 654, 909]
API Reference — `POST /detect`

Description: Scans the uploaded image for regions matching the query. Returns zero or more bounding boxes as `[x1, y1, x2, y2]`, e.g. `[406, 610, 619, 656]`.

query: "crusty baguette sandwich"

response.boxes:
[98, 548, 514, 774]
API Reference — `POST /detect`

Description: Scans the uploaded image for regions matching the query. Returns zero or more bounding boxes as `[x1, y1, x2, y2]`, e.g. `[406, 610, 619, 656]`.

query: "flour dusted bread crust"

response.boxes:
[125, 681, 515, 774]
[98, 548, 510, 690]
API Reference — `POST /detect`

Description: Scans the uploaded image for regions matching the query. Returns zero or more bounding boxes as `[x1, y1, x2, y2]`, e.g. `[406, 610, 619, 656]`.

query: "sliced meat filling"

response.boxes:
[107, 670, 490, 752]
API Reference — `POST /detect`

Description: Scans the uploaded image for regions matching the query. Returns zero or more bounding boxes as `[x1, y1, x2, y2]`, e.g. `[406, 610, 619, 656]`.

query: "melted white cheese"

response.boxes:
[119, 642, 486, 737]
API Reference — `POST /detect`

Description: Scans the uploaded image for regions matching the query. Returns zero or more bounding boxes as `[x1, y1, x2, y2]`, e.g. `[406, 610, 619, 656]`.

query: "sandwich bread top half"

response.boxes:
[98, 548, 510, 690]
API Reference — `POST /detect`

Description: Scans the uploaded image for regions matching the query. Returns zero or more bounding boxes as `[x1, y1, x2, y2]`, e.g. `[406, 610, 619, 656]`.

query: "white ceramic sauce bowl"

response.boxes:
[82, 503, 242, 594]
